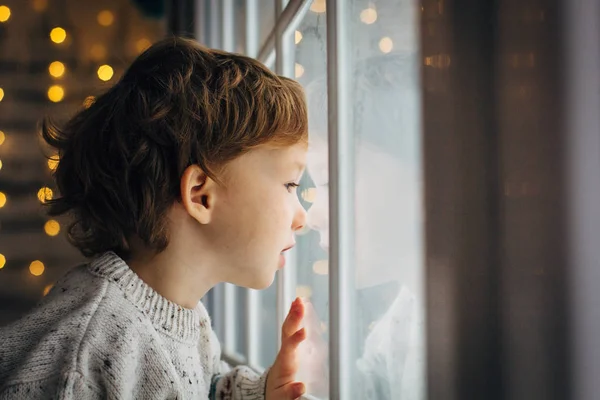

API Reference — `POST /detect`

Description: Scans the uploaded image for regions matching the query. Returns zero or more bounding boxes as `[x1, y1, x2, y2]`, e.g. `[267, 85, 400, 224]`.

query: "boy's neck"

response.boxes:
[126, 236, 218, 309]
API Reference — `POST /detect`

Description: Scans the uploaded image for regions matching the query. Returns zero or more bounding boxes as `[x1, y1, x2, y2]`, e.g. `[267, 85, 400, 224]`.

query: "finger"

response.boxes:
[282, 327, 307, 355]
[273, 382, 306, 400]
[273, 327, 307, 380]
[282, 297, 305, 338]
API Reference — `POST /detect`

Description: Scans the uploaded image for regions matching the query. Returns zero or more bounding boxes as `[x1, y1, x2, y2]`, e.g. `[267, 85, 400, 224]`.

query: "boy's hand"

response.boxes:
[266, 297, 307, 400]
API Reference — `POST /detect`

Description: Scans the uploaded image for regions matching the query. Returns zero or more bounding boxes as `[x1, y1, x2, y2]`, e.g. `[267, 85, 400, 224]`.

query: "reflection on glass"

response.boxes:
[298, 0, 425, 398]
[291, 1, 329, 396]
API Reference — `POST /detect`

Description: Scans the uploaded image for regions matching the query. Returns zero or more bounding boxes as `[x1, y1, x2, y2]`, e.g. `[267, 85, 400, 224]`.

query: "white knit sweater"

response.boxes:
[0, 252, 267, 399]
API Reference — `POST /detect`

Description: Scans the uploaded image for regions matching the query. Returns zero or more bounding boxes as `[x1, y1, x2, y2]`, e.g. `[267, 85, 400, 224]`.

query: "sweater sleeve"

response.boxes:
[0, 371, 103, 400]
[209, 362, 269, 400]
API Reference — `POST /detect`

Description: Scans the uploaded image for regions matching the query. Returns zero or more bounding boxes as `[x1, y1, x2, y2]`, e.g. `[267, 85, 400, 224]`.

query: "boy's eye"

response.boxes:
[285, 182, 300, 192]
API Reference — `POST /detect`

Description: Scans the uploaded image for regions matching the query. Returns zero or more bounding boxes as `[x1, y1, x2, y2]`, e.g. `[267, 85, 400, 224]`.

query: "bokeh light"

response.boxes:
[0, 5, 11, 23]
[50, 27, 67, 44]
[97, 65, 114, 81]
[29, 260, 45, 276]
[47, 155, 59, 171]
[97, 10, 114, 26]
[44, 220, 60, 236]
[37, 187, 53, 203]
[48, 61, 65, 78]
[47, 85, 64, 102]
[379, 37, 394, 53]
[360, 8, 378, 24]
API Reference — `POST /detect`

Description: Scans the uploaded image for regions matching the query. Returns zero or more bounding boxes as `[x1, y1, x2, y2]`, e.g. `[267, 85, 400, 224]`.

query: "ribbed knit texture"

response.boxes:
[0, 251, 268, 399]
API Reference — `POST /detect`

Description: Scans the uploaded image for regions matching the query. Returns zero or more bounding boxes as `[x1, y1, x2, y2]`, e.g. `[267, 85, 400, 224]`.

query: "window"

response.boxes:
[201, 1, 425, 398]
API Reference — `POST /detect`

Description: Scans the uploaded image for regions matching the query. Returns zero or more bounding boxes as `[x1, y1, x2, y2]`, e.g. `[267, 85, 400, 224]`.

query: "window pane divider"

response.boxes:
[326, 0, 356, 398]
[257, 0, 312, 64]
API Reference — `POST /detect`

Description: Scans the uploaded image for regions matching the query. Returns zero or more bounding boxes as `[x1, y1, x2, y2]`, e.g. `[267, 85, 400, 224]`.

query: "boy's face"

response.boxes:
[210, 142, 308, 289]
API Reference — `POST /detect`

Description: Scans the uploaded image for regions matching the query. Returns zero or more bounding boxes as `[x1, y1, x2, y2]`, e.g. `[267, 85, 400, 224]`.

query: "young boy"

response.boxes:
[0, 37, 310, 399]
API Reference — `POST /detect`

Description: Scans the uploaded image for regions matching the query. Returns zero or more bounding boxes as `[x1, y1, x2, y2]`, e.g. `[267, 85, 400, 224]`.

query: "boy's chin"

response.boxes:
[243, 271, 278, 291]
[249, 275, 277, 291]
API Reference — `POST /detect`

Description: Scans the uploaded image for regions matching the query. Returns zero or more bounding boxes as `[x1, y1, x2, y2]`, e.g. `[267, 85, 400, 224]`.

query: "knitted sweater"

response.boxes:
[0, 251, 268, 399]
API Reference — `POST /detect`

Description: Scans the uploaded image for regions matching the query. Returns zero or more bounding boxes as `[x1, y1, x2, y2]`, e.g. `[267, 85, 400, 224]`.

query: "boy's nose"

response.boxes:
[293, 204, 307, 232]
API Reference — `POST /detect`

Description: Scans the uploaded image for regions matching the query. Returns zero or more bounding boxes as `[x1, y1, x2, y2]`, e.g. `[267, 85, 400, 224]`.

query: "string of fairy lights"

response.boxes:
[0, 1, 152, 293]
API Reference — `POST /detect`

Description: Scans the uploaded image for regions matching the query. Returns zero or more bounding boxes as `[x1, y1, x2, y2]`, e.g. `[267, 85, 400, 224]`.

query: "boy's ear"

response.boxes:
[180, 164, 217, 224]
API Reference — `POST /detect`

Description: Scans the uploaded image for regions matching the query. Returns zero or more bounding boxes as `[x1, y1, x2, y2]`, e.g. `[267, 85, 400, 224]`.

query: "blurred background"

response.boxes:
[0, 0, 164, 325]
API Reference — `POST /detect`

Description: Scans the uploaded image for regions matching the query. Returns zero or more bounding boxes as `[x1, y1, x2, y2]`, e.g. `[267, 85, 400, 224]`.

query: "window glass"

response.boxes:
[256, 0, 330, 372]
[293, 0, 329, 396]
[300, 0, 425, 398]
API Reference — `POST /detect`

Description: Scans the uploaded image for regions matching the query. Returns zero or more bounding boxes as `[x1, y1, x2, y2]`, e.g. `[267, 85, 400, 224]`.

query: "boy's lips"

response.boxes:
[279, 244, 295, 269]
[282, 244, 295, 253]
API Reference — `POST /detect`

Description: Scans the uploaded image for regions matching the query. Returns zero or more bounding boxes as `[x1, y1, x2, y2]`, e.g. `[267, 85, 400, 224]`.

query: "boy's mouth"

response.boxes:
[281, 244, 295, 253]
[279, 244, 295, 269]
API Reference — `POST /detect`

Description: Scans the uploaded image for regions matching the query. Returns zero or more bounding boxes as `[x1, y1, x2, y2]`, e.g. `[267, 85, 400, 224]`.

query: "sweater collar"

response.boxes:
[88, 251, 210, 343]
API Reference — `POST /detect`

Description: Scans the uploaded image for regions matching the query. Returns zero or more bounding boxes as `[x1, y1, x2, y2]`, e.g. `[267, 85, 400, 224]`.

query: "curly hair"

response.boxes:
[41, 36, 308, 259]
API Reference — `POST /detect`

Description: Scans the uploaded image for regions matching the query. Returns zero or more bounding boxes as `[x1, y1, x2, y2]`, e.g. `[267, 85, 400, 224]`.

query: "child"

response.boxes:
[0, 37, 310, 400]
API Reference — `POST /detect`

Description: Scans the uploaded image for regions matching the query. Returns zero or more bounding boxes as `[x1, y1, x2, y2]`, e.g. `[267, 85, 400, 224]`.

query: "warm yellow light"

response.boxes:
[0, 159, 3, 170]
[50, 27, 67, 44]
[313, 259, 329, 275]
[47, 85, 64, 102]
[32, 0, 48, 12]
[294, 63, 305, 78]
[48, 61, 65, 78]
[296, 285, 313, 299]
[82, 96, 95, 109]
[43, 283, 53, 296]
[379, 37, 393, 53]
[0, 192, 6, 208]
[360, 8, 378, 24]
[295, 30, 303, 45]
[135, 38, 151, 53]
[29, 260, 45, 276]
[0, 5, 11, 22]
[44, 220, 60, 236]
[97, 10, 114, 26]
[0, 87, 4, 102]
[90, 44, 107, 61]
[0, 254, 5, 269]
[37, 187, 53, 203]
[301, 188, 316, 203]
[47, 155, 59, 171]
[310, 0, 326, 13]
[0, 130, 4, 145]
[97, 65, 114, 81]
